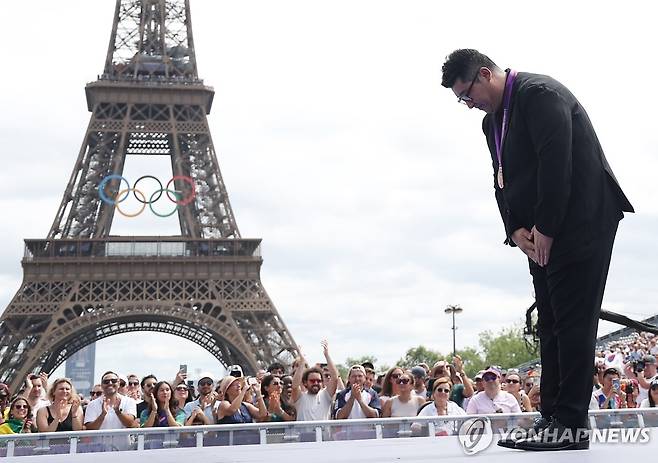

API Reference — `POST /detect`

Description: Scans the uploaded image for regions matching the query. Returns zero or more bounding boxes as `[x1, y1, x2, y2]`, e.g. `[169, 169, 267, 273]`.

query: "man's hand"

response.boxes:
[511, 228, 537, 263]
[530, 226, 553, 267]
[351, 383, 363, 403]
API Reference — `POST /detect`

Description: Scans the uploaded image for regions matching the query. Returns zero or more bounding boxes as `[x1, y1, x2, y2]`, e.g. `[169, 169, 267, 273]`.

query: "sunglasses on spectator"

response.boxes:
[91, 391, 103, 397]
[396, 378, 411, 385]
[506, 379, 520, 384]
[13, 404, 29, 410]
[198, 380, 213, 386]
[102, 378, 118, 385]
[128, 381, 139, 386]
[434, 387, 451, 394]
[482, 374, 498, 382]
[175, 386, 188, 391]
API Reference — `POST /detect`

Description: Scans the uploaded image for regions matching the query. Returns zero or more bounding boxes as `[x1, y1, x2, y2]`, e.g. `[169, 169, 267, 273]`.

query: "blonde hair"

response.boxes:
[48, 378, 78, 404]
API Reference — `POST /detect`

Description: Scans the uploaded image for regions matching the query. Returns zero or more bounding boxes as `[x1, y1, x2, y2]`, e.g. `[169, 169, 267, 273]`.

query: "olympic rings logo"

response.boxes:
[98, 175, 196, 218]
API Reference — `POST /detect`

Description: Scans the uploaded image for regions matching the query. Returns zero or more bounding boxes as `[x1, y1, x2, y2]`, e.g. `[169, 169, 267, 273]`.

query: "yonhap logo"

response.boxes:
[458, 417, 494, 455]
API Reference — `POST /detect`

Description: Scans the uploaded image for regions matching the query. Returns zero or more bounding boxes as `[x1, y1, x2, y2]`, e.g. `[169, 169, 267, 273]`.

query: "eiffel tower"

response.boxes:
[0, 0, 298, 391]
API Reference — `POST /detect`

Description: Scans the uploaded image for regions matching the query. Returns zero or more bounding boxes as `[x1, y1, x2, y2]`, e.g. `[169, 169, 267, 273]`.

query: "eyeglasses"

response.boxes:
[128, 381, 139, 386]
[506, 379, 520, 384]
[102, 378, 118, 385]
[396, 378, 411, 385]
[434, 387, 451, 394]
[13, 404, 29, 410]
[457, 70, 480, 105]
[91, 391, 103, 397]
[198, 380, 213, 386]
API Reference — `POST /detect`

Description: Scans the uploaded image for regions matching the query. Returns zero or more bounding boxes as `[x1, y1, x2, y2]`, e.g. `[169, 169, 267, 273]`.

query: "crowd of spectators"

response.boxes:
[0, 335, 657, 436]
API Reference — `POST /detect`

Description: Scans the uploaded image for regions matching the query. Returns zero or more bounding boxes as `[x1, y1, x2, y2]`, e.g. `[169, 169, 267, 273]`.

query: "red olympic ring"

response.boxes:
[166, 176, 197, 206]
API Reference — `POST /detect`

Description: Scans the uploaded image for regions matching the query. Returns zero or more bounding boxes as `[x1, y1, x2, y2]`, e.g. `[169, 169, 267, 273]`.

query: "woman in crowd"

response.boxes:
[0, 397, 36, 434]
[640, 379, 658, 408]
[173, 382, 194, 420]
[261, 374, 295, 421]
[504, 372, 533, 412]
[382, 372, 426, 417]
[215, 376, 267, 424]
[141, 381, 185, 427]
[36, 378, 84, 432]
[379, 367, 404, 404]
[413, 378, 465, 436]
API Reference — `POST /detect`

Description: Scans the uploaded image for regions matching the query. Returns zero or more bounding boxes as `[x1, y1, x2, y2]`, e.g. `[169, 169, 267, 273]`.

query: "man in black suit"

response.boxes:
[441, 49, 633, 451]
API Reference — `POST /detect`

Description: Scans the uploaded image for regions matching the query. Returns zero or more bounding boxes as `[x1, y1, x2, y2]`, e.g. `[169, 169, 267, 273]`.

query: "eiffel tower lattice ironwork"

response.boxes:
[0, 0, 298, 391]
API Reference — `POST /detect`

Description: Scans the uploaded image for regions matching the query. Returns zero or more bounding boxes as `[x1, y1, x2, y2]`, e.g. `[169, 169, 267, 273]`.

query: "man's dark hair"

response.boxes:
[302, 367, 323, 383]
[603, 367, 620, 378]
[267, 362, 285, 374]
[441, 49, 499, 88]
[140, 374, 157, 388]
[101, 371, 118, 381]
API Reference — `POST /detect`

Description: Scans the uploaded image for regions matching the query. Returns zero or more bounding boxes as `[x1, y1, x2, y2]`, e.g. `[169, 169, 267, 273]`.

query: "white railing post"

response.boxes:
[70, 436, 78, 454]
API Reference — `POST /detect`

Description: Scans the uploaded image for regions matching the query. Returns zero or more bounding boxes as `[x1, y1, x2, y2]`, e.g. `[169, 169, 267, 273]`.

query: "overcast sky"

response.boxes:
[1, 1, 657, 383]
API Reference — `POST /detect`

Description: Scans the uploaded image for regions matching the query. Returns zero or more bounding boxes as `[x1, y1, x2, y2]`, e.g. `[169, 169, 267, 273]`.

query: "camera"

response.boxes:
[629, 360, 645, 374]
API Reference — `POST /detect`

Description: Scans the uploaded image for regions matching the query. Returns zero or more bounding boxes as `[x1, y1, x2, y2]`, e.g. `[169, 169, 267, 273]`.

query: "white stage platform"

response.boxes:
[7, 431, 655, 463]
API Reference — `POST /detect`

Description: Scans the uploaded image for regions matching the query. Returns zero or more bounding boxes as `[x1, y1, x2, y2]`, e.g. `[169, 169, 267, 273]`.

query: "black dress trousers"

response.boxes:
[529, 221, 618, 429]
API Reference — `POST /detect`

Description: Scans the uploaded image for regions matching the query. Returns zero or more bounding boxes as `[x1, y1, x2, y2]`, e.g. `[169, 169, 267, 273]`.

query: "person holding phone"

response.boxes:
[591, 368, 626, 409]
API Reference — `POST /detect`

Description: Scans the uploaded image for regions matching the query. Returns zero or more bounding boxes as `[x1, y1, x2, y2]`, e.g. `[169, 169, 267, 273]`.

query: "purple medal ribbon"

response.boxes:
[494, 69, 518, 188]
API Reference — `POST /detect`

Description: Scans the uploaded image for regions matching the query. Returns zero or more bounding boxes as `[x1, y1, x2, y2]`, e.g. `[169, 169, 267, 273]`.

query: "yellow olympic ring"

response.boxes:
[114, 188, 147, 218]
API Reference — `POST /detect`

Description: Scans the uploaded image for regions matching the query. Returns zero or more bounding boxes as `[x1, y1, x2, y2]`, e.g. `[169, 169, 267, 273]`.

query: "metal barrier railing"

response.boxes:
[0, 409, 656, 457]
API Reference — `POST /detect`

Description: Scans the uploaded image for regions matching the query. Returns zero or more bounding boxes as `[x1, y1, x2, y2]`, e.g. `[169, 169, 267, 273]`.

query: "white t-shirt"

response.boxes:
[416, 401, 466, 435]
[639, 398, 654, 408]
[31, 399, 50, 418]
[636, 374, 658, 407]
[344, 389, 377, 419]
[465, 390, 521, 414]
[294, 389, 333, 421]
[84, 393, 137, 429]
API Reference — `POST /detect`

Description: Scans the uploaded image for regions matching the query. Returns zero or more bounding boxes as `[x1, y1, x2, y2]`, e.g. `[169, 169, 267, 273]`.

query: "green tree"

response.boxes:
[396, 345, 443, 369]
[479, 325, 536, 368]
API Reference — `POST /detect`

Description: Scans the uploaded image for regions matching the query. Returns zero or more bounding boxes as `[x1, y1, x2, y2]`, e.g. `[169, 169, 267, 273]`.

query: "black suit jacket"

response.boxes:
[483, 71, 633, 257]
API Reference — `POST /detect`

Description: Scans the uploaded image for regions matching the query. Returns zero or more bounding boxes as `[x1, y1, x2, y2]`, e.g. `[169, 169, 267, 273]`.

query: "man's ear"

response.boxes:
[479, 67, 494, 81]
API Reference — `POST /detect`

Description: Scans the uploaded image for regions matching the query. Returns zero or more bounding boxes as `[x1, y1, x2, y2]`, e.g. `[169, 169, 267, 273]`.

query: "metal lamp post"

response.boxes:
[445, 305, 463, 357]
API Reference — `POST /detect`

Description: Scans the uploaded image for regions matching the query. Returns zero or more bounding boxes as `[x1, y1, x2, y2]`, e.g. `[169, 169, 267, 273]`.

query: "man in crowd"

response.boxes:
[125, 374, 141, 401]
[136, 374, 157, 419]
[364, 367, 376, 391]
[84, 371, 137, 430]
[625, 355, 657, 407]
[411, 366, 427, 398]
[292, 340, 339, 421]
[335, 365, 381, 419]
[267, 363, 285, 377]
[183, 376, 217, 425]
[591, 368, 626, 409]
[466, 368, 521, 414]
[23, 373, 50, 417]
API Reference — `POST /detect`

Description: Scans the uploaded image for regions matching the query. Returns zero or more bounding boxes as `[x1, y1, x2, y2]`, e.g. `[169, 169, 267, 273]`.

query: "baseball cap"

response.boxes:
[482, 367, 501, 379]
[228, 365, 243, 377]
[474, 370, 485, 380]
[642, 355, 656, 364]
[411, 366, 426, 378]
